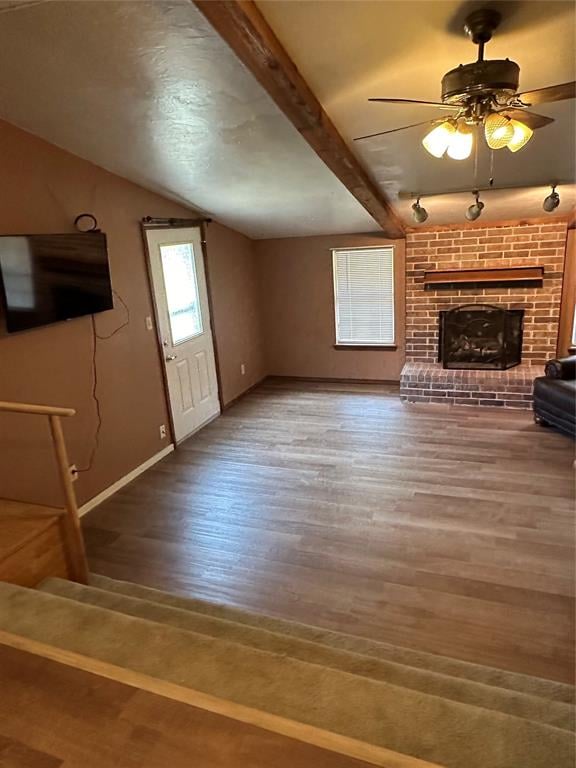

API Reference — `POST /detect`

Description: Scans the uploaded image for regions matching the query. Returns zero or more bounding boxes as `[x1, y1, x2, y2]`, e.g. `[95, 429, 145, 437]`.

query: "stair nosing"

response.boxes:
[38, 577, 576, 732]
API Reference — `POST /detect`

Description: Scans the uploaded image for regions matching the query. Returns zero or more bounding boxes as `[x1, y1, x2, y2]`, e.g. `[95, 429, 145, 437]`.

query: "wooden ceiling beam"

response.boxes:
[193, 0, 405, 238]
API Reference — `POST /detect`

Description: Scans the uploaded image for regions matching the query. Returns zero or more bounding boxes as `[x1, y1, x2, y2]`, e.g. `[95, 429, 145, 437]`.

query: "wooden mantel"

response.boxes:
[424, 266, 544, 290]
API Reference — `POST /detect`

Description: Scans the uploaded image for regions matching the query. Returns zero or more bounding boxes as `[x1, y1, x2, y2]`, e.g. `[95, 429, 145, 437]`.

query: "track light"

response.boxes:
[447, 122, 473, 160]
[543, 185, 560, 212]
[465, 190, 484, 221]
[422, 121, 456, 158]
[484, 112, 514, 150]
[412, 197, 429, 223]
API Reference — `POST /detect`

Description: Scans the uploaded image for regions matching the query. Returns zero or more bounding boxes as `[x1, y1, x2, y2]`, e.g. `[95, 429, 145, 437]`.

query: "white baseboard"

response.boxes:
[78, 444, 175, 517]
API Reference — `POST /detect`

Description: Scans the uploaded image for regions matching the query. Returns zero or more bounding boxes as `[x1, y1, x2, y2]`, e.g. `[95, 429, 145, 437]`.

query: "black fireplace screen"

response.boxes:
[438, 304, 524, 370]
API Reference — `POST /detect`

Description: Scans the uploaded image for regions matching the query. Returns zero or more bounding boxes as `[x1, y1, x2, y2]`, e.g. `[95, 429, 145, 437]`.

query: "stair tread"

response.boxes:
[0, 509, 62, 561]
[89, 573, 574, 704]
[0, 582, 573, 768]
[0, 581, 574, 768]
[38, 577, 575, 731]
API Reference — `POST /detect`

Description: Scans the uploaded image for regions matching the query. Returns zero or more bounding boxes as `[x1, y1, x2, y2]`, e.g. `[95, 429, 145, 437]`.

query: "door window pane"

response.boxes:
[159, 242, 203, 344]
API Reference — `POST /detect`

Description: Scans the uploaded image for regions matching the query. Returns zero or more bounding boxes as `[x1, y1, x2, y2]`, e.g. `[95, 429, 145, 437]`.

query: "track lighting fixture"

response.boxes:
[411, 198, 429, 224]
[465, 190, 484, 221]
[543, 185, 560, 212]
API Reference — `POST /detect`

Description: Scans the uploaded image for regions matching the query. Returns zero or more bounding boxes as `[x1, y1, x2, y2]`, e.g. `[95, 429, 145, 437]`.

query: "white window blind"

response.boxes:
[332, 247, 395, 345]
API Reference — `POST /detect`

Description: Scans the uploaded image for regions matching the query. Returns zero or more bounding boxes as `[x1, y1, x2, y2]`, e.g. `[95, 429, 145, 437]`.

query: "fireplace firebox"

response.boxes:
[438, 304, 524, 370]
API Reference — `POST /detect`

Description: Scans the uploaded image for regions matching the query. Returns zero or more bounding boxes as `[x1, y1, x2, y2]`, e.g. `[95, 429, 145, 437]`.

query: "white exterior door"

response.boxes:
[146, 227, 220, 443]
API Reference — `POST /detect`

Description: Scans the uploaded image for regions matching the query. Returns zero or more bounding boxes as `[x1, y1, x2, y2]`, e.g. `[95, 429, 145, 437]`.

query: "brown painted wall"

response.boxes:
[0, 120, 264, 507]
[255, 234, 405, 381]
[205, 223, 266, 404]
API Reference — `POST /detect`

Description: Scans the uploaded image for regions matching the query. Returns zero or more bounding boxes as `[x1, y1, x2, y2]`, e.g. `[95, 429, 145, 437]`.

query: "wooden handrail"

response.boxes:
[0, 401, 76, 417]
[0, 400, 88, 584]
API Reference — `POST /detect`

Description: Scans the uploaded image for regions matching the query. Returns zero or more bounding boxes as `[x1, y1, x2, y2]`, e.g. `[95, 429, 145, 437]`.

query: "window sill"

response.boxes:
[333, 344, 398, 351]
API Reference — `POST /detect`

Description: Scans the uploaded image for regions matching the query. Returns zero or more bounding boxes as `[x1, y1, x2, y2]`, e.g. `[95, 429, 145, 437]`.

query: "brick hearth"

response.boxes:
[400, 362, 539, 409]
[400, 219, 568, 409]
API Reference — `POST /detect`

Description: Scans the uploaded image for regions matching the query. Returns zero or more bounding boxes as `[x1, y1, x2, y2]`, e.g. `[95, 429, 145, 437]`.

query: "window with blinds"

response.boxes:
[332, 247, 395, 346]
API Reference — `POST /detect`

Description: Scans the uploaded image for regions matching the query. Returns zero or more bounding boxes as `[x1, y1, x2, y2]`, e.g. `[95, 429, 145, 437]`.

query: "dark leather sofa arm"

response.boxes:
[545, 355, 576, 380]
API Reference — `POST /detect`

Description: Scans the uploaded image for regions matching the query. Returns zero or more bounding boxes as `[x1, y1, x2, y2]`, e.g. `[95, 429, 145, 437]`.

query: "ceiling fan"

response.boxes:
[354, 8, 575, 159]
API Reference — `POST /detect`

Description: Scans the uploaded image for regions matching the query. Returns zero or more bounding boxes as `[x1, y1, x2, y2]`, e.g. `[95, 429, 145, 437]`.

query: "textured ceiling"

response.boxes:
[0, 0, 573, 235]
[0, 0, 376, 238]
[257, 0, 576, 225]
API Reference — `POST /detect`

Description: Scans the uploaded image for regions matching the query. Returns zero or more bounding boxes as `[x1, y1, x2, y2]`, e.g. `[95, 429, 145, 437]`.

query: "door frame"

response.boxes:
[140, 220, 224, 445]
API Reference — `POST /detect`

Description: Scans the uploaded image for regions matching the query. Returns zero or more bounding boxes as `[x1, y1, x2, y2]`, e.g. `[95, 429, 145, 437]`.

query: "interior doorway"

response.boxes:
[145, 226, 220, 443]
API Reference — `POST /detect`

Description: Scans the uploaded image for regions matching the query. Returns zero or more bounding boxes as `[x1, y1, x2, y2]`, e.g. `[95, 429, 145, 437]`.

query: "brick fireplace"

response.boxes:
[400, 220, 568, 408]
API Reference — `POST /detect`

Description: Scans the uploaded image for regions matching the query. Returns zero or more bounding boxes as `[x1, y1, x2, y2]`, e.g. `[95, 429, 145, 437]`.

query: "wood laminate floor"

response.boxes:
[0, 644, 374, 768]
[83, 380, 576, 683]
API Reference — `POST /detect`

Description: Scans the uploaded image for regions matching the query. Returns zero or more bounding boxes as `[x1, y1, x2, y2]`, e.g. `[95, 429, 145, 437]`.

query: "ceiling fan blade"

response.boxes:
[368, 98, 455, 109]
[516, 81, 576, 105]
[501, 108, 555, 129]
[354, 120, 436, 141]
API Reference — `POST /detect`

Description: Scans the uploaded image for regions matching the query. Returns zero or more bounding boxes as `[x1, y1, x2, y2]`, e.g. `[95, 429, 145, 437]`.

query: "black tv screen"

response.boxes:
[0, 233, 113, 333]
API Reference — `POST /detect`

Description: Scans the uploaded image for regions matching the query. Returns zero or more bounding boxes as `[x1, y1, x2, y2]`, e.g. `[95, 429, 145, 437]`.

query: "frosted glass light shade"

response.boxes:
[507, 119, 533, 152]
[422, 122, 456, 158]
[484, 113, 514, 149]
[446, 124, 473, 160]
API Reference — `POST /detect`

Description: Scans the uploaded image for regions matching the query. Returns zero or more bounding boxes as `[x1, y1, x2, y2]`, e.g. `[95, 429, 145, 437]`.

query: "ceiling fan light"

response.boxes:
[446, 124, 473, 160]
[484, 112, 514, 149]
[422, 122, 456, 158]
[506, 119, 533, 152]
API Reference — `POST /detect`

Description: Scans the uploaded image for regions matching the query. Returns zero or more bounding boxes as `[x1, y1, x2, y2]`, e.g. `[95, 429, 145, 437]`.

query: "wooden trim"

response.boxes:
[78, 445, 175, 517]
[48, 415, 89, 584]
[557, 229, 576, 356]
[142, 216, 212, 229]
[193, 0, 404, 239]
[334, 345, 398, 351]
[0, 630, 443, 768]
[222, 376, 267, 411]
[424, 266, 544, 288]
[266, 376, 399, 386]
[200, 221, 225, 413]
[140, 224, 178, 445]
[406, 214, 569, 234]
[0, 401, 75, 417]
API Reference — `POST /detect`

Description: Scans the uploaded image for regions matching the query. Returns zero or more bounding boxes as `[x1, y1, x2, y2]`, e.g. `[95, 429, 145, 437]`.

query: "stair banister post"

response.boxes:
[48, 414, 89, 584]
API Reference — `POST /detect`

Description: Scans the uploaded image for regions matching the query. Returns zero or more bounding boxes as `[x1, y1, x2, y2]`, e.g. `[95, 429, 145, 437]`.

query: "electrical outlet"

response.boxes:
[240, 363, 246, 375]
[145, 316, 153, 331]
[69, 464, 78, 483]
[159, 424, 167, 439]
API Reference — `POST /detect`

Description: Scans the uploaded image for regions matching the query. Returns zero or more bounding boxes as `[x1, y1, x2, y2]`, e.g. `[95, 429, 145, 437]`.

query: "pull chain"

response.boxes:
[489, 148, 495, 187]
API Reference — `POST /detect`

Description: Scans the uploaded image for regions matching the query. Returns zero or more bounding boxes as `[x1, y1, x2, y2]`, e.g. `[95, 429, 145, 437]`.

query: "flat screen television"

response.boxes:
[0, 232, 113, 333]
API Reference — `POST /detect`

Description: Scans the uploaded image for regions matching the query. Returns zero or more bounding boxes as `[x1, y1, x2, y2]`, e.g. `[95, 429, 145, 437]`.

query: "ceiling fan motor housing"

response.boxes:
[441, 59, 520, 104]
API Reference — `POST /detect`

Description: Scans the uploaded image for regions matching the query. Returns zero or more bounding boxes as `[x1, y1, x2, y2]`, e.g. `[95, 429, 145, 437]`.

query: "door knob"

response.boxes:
[165, 355, 177, 362]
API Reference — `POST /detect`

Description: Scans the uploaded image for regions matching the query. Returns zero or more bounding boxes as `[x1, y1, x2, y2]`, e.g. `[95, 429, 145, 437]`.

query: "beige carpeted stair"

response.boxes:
[0, 575, 573, 768]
